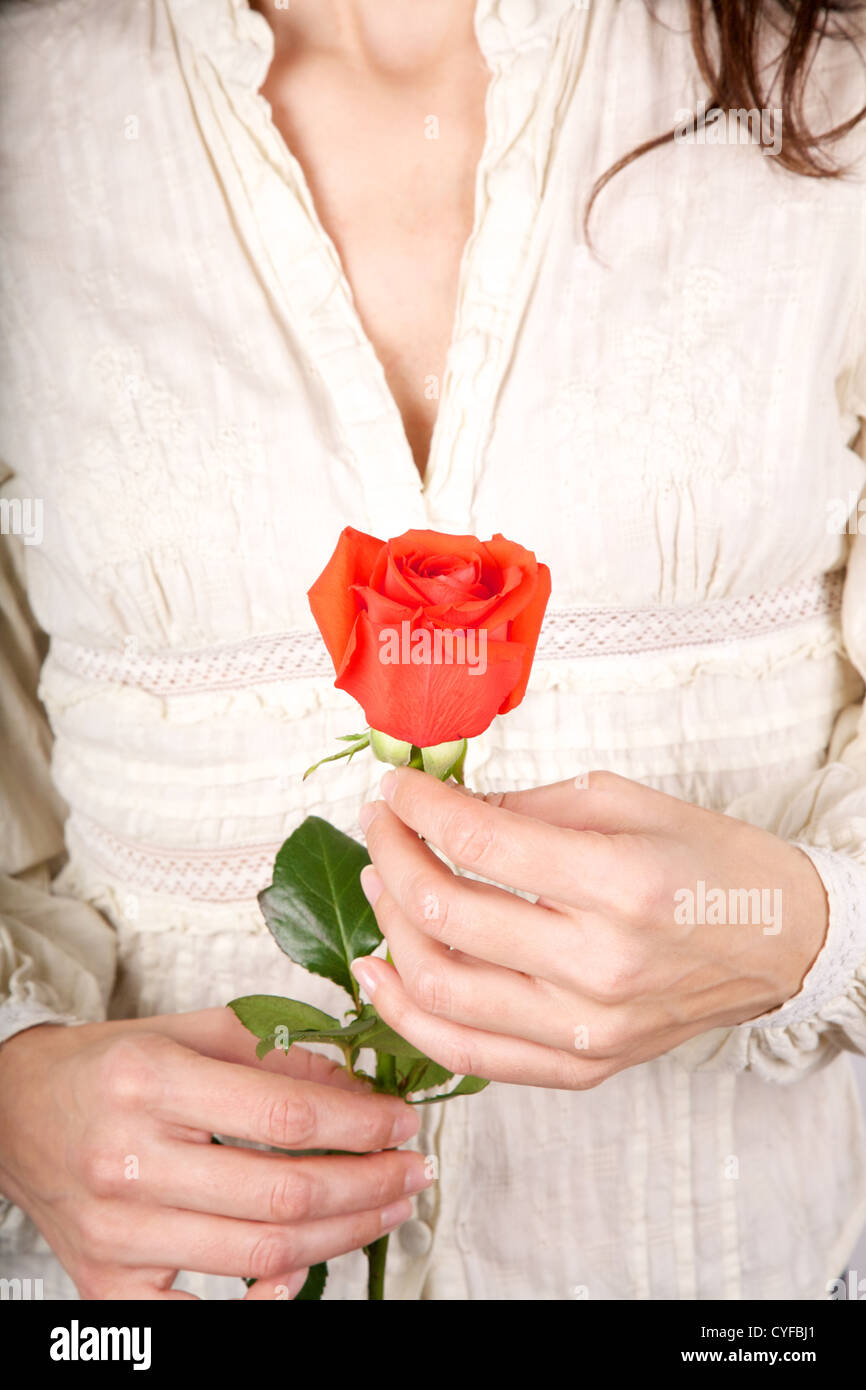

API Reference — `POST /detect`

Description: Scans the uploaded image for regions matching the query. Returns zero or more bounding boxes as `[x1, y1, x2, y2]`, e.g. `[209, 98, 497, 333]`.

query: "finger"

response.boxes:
[362, 806, 599, 986]
[123, 1008, 373, 1093]
[150, 1046, 419, 1152]
[371, 766, 626, 910]
[478, 769, 689, 835]
[349, 956, 616, 1090]
[369, 881, 595, 1051]
[264, 1042, 375, 1093]
[72, 1263, 201, 1300]
[92, 1199, 414, 1280]
[144, 1142, 432, 1222]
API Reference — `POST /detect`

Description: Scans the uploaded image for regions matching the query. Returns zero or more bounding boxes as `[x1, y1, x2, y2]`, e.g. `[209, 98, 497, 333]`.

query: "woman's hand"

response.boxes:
[350, 768, 830, 1089]
[0, 1007, 428, 1299]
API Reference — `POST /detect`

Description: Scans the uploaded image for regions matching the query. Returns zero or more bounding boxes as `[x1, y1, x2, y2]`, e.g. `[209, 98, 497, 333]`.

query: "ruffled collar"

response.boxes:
[165, 0, 274, 89]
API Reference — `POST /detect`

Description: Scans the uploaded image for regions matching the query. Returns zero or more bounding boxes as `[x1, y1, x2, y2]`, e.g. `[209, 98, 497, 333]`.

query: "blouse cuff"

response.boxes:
[0, 998, 86, 1051]
[745, 842, 866, 1029]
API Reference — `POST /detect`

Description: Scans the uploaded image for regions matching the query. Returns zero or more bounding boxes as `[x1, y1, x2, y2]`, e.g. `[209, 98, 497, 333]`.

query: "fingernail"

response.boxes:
[380, 1198, 412, 1232]
[379, 770, 398, 803]
[390, 1106, 420, 1145]
[351, 957, 378, 996]
[359, 800, 383, 832]
[404, 1163, 432, 1194]
[360, 865, 383, 907]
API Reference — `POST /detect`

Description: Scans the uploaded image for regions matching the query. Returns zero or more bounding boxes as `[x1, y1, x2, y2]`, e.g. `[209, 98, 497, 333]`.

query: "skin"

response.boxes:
[249, 0, 490, 479]
[0, 1008, 428, 1299]
[350, 768, 830, 1088]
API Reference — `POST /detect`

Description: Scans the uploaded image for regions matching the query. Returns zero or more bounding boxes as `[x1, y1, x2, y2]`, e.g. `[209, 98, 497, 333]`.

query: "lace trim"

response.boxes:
[67, 815, 281, 903]
[51, 630, 335, 694]
[747, 843, 866, 1029]
[50, 572, 844, 696]
[533, 572, 843, 660]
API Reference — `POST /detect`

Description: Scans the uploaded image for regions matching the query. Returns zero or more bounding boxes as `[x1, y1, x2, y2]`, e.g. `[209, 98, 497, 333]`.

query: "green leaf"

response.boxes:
[407, 1074, 490, 1105]
[399, 1058, 454, 1094]
[228, 995, 341, 1059]
[229, 995, 340, 1038]
[254, 1005, 429, 1068]
[295, 1262, 328, 1301]
[277, 1015, 378, 1048]
[449, 1073, 490, 1096]
[358, 1019, 428, 1061]
[258, 817, 383, 1004]
[234, 999, 397, 1059]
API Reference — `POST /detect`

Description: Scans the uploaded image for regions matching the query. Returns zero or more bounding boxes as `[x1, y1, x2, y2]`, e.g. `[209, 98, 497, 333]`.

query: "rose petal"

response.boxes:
[336, 611, 525, 745]
[307, 527, 384, 673]
[498, 561, 552, 713]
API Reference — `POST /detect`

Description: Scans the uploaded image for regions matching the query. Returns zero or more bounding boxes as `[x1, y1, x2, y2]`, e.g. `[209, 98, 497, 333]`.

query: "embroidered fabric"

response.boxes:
[66, 815, 282, 902]
[49, 570, 844, 696]
[56, 570, 848, 904]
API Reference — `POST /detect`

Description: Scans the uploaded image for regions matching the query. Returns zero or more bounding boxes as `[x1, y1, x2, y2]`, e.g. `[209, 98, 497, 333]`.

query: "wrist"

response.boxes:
[0, 1020, 96, 1095]
[747, 843, 866, 1029]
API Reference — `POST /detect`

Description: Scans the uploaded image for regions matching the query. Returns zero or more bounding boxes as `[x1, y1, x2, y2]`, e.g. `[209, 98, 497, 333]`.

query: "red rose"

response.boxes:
[307, 528, 551, 747]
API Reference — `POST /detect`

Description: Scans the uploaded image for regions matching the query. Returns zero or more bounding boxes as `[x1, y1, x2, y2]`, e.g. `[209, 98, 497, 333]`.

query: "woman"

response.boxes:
[0, 0, 865, 1300]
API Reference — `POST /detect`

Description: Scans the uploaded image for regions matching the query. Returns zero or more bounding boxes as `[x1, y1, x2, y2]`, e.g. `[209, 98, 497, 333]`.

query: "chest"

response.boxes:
[12, 0, 864, 648]
[256, 48, 490, 476]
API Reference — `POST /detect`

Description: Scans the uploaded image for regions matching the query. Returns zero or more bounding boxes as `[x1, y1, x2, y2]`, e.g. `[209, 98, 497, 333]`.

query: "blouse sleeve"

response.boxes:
[0, 481, 117, 1051]
[673, 292, 866, 1082]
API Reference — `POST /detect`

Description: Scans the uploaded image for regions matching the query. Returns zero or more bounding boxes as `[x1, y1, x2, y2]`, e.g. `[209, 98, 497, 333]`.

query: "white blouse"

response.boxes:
[2, 0, 866, 1300]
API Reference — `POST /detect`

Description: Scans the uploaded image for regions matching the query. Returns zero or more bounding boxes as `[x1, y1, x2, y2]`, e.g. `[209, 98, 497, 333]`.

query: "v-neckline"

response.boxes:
[167, 0, 585, 532]
[240, 0, 497, 505]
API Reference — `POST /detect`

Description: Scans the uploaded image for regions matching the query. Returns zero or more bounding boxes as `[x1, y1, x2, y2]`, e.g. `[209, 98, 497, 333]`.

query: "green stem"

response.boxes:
[376, 1049, 397, 1093]
[365, 1234, 389, 1300]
